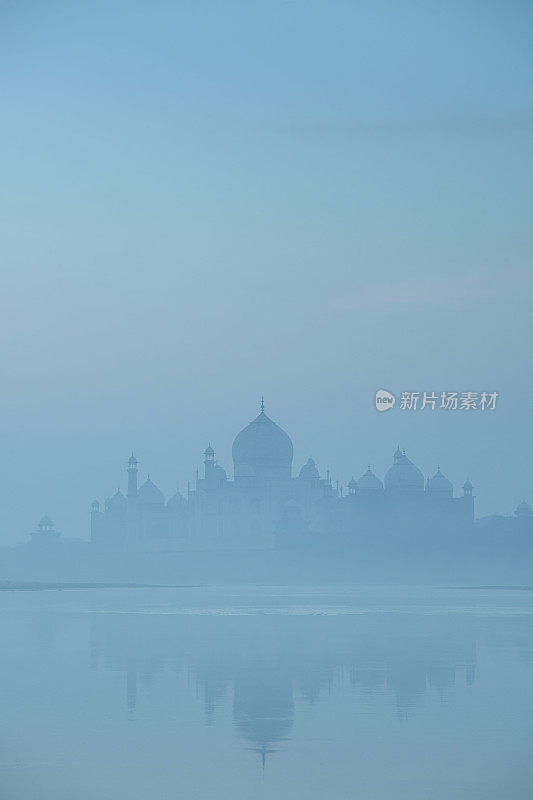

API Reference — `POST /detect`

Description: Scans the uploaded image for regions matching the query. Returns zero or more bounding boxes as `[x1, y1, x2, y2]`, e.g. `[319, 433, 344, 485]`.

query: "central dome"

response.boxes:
[232, 409, 293, 485]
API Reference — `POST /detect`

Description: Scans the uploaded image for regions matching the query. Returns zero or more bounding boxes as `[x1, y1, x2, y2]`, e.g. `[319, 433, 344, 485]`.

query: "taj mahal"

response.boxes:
[90, 401, 480, 551]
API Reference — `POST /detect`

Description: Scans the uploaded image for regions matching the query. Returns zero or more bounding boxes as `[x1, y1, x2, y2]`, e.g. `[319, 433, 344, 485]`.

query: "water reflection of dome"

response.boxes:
[385, 447, 424, 493]
[89, 601, 477, 768]
[233, 669, 294, 767]
[232, 404, 293, 483]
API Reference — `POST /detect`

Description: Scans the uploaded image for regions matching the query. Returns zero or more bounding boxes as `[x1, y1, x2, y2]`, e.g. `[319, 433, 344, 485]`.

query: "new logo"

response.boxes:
[375, 389, 396, 412]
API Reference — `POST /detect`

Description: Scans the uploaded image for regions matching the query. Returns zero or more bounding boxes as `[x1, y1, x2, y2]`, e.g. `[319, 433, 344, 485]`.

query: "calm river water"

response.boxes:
[1, 585, 532, 799]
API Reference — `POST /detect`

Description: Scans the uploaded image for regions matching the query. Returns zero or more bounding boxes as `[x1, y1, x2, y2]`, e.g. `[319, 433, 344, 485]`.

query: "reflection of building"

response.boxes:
[90, 401, 513, 551]
[89, 599, 477, 763]
[233, 660, 294, 766]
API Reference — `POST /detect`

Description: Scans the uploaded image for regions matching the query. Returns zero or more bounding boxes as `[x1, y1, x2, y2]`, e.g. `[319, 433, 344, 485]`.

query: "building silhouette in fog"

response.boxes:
[90, 454, 187, 549]
[30, 515, 61, 545]
[90, 401, 479, 550]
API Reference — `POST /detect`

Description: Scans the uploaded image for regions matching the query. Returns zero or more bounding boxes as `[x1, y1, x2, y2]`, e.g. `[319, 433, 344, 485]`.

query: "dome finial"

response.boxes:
[260, 395, 265, 413]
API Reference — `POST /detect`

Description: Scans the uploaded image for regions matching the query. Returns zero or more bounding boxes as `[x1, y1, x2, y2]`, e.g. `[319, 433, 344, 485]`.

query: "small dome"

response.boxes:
[128, 453, 138, 467]
[204, 444, 214, 457]
[463, 479, 473, 492]
[347, 477, 358, 495]
[385, 449, 424, 493]
[138, 477, 165, 506]
[299, 457, 319, 480]
[212, 463, 227, 485]
[91, 499, 100, 511]
[357, 466, 383, 492]
[427, 467, 453, 497]
[167, 488, 185, 509]
[515, 500, 533, 518]
[106, 489, 126, 510]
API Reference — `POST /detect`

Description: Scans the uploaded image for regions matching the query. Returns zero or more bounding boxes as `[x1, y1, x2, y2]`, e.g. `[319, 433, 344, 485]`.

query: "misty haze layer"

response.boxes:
[0, 1, 532, 543]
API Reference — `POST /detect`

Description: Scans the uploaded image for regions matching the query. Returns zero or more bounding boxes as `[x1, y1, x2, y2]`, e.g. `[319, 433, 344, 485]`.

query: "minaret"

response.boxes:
[90, 501, 103, 544]
[204, 444, 216, 490]
[204, 444, 215, 477]
[127, 453, 138, 497]
[462, 479, 474, 522]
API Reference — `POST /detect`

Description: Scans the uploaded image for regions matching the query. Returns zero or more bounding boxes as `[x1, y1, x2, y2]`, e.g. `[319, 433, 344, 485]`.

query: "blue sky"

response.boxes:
[0, 1, 532, 541]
